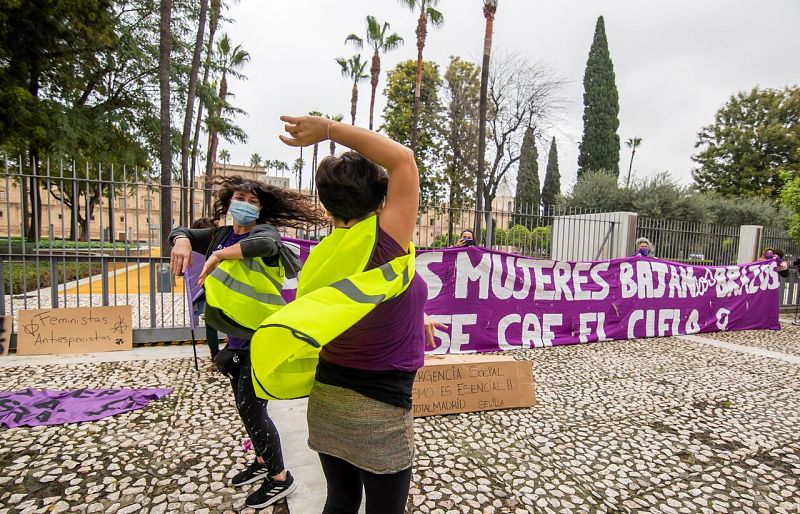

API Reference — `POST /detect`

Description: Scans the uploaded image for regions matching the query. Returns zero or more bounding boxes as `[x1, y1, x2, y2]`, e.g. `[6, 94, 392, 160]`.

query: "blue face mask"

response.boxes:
[229, 199, 259, 226]
[638, 247, 649, 257]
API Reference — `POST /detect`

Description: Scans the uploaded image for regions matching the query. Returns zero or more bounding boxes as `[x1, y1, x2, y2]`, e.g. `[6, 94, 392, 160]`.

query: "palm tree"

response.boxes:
[474, 0, 497, 242]
[293, 157, 305, 191]
[625, 137, 643, 188]
[345, 16, 404, 130]
[218, 149, 231, 165]
[336, 55, 369, 126]
[309, 110, 323, 191]
[398, 0, 444, 152]
[203, 34, 250, 214]
[158, 0, 172, 255]
[249, 153, 263, 168]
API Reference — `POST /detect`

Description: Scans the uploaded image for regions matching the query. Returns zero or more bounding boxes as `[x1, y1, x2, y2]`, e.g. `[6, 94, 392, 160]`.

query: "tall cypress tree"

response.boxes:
[513, 127, 540, 228]
[541, 136, 560, 213]
[577, 16, 620, 177]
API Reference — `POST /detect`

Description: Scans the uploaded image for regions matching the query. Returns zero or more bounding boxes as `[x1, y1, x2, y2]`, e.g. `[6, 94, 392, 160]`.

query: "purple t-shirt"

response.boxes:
[214, 230, 251, 350]
[319, 227, 427, 372]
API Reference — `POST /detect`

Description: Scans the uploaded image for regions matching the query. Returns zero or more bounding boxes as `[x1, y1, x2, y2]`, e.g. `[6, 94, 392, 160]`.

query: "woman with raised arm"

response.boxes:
[267, 115, 439, 513]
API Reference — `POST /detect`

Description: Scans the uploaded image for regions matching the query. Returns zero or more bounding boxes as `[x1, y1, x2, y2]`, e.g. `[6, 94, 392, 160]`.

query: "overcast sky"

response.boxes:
[221, 0, 800, 194]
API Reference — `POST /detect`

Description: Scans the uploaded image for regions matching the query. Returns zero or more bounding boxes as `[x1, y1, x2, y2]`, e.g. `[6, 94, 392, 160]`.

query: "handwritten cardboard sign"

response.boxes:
[412, 354, 536, 417]
[16, 306, 133, 355]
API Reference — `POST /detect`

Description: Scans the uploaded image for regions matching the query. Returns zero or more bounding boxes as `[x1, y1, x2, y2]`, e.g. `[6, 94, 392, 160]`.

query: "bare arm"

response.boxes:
[279, 115, 419, 249]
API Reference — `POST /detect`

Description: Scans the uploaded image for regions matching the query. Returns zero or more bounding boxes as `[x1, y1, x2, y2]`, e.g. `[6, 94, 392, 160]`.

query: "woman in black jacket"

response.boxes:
[169, 175, 326, 509]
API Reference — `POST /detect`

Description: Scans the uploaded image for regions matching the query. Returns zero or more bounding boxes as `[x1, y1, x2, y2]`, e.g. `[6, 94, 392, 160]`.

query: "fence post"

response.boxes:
[737, 225, 763, 264]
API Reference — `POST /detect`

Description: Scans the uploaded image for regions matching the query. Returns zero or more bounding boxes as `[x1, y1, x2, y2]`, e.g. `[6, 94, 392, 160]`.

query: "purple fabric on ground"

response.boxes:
[0, 387, 173, 428]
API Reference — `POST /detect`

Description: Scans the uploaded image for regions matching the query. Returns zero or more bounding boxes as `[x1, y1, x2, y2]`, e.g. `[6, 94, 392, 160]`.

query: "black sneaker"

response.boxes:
[245, 471, 297, 509]
[231, 460, 269, 487]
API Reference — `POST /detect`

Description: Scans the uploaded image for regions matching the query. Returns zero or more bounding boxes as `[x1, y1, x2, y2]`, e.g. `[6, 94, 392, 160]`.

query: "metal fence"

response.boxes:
[636, 217, 741, 265]
[2, 157, 799, 347]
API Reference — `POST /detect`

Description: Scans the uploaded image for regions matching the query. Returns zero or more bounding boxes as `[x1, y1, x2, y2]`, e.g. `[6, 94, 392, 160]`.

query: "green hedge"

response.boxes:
[0, 237, 138, 250]
[3, 262, 103, 294]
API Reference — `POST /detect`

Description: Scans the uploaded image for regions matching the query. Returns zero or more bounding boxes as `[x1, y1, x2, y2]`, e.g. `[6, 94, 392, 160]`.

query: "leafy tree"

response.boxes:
[541, 137, 560, 212]
[577, 16, 620, 178]
[381, 60, 444, 202]
[442, 56, 479, 239]
[780, 171, 800, 240]
[398, 0, 444, 152]
[513, 128, 540, 228]
[218, 149, 231, 164]
[292, 158, 304, 191]
[698, 193, 787, 229]
[326, 113, 345, 156]
[692, 86, 800, 199]
[345, 16, 403, 130]
[336, 54, 369, 125]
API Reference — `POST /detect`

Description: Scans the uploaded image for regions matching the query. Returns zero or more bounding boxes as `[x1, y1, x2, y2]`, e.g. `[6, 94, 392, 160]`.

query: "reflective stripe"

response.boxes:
[210, 267, 286, 306]
[244, 258, 283, 290]
[379, 262, 399, 282]
[329, 278, 385, 305]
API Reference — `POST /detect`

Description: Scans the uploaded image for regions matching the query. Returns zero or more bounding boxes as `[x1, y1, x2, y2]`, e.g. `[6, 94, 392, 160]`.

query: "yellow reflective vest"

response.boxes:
[250, 215, 415, 400]
[204, 257, 286, 339]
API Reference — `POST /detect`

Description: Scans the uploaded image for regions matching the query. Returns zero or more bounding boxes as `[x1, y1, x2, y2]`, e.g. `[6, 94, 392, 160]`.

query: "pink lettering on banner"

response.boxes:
[281, 239, 781, 353]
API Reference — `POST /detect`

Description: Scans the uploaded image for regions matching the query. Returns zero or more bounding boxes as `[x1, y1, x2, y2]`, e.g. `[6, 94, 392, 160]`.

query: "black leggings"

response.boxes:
[319, 453, 411, 514]
[229, 350, 285, 476]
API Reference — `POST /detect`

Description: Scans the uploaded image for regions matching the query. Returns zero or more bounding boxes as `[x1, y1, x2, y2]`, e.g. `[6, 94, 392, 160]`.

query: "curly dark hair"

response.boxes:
[212, 175, 328, 229]
[315, 151, 388, 222]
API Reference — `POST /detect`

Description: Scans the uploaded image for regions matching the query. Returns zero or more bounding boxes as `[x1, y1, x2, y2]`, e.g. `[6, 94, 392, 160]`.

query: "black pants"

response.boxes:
[319, 453, 412, 514]
[229, 350, 285, 476]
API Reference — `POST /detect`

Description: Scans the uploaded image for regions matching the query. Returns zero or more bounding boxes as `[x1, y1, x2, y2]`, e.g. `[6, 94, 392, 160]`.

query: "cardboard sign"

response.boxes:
[0, 315, 9, 356]
[16, 306, 133, 355]
[412, 354, 536, 417]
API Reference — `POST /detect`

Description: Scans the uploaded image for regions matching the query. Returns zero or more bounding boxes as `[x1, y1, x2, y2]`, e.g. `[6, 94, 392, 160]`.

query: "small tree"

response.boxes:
[780, 171, 800, 241]
[513, 127, 540, 228]
[541, 137, 560, 213]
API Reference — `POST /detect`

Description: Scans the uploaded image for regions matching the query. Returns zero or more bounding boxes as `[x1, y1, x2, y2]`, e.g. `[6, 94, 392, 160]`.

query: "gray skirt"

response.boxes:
[307, 381, 414, 474]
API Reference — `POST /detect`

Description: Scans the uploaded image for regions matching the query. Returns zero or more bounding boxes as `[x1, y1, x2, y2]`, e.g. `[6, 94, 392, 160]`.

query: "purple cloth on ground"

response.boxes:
[0, 387, 173, 428]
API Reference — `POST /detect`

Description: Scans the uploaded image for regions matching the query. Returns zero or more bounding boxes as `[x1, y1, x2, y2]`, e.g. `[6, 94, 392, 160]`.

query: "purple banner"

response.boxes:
[281, 239, 780, 353]
[0, 388, 173, 428]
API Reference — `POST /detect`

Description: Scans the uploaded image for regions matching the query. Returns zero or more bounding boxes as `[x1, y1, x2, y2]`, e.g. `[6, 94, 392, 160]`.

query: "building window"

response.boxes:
[58, 214, 62, 220]
[144, 199, 152, 209]
[90, 216, 95, 221]
[429, 219, 434, 226]
[0, 211, 3, 217]
[120, 216, 125, 222]
[0, 191, 5, 200]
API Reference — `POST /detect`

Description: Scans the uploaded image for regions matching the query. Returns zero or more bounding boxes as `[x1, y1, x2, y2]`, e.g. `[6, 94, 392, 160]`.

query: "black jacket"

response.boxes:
[168, 223, 300, 279]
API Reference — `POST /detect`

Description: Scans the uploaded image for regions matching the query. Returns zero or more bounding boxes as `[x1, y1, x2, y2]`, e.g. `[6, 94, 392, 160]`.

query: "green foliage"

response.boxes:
[692, 86, 800, 199]
[381, 59, 444, 202]
[541, 137, 560, 210]
[3, 261, 103, 294]
[564, 170, 788, 228]
[577, 16, 620, 178]
[442, 56, 479, 209]
[513, 128, 540, 228]
[780, 171, 800, 240]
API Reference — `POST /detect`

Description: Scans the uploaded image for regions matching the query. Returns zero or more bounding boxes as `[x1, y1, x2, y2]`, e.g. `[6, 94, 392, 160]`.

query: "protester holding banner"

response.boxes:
[634, 237, 655, 257]
[762, 247, 790, 278]
[168, 176, 326, 509]
[278, 114, 429, 514]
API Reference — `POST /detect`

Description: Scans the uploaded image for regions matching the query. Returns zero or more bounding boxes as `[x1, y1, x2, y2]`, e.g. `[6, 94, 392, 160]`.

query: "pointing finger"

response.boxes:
[280, 115, 300, 124]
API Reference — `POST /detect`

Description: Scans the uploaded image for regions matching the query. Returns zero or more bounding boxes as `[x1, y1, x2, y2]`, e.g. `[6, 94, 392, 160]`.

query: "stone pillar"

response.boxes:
[737, 225, 763, 264]
[551, 212, 638, 262]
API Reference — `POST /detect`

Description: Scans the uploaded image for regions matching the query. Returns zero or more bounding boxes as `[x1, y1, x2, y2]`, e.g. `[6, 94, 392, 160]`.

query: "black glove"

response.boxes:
[214, 348, 241, 378]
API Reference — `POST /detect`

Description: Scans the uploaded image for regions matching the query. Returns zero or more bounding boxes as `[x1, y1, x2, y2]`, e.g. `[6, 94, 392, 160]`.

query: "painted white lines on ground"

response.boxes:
[678, 334, 800, 365]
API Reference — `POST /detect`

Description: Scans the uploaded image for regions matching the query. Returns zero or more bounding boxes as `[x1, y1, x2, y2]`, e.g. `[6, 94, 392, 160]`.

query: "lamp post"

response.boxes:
[474, 0, 497, 245]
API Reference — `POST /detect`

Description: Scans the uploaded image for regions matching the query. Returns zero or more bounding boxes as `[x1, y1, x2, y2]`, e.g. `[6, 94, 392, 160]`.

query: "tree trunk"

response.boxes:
[204, 73, 226, 216]
[369, 51, 380, 130]
[350, 82, 358, 125]
[159, 0, 173, 256]
[190, 0, 221, 223]
[25, 153, 41, 242]
[410, 13, 427, 152]
[474, 9, 495, 244]
[311, 143, 318, 194]
[625, 148, 636, 188]
[180, 0, 209, 227]
[330, 140, 336, 156]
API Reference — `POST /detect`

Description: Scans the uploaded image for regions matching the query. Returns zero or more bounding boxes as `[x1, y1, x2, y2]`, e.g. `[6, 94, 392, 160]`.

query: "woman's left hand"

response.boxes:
[279, 115, 329, 147]
[423, 314, 447, 349]
[197, 253, 222, 286]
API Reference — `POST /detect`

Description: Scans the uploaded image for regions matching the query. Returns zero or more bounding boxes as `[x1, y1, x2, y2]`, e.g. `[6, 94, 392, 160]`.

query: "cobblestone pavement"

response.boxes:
[1, 323, 799, 513]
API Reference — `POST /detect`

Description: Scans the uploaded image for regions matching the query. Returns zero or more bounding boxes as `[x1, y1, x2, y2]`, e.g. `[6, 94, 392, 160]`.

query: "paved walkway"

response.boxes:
[1, 322, 799, 513]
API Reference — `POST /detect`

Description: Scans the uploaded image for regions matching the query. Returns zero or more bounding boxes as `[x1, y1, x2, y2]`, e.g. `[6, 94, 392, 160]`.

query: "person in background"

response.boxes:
[762, 247, 790, 278]
[278, 114, 442, 514]
[452, 229, 477, 247]
[189, 217, 220, 361]
[634, 237, 655, 257]
[169, 176, 327, 510]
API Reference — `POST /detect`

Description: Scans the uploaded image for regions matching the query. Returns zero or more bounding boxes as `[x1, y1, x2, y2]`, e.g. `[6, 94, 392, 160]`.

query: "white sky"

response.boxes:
[220, 0, 800, 194]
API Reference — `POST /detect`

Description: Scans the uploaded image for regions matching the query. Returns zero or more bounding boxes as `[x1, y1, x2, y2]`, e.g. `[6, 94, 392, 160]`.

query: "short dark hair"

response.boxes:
[315, 151, 388, 222]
